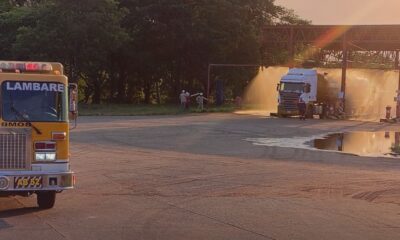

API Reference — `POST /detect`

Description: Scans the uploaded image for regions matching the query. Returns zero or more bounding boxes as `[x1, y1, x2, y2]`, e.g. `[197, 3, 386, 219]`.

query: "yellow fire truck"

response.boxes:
[0, 61, 77, 209]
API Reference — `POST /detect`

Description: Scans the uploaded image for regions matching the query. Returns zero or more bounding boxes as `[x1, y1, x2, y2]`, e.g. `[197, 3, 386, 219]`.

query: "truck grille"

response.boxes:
[0, 130, 30, 170]
[281, 92, 301, 111]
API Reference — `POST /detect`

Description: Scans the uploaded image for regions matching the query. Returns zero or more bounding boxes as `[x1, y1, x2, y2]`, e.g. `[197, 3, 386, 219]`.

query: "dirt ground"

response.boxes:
[1, 114, 400, 240]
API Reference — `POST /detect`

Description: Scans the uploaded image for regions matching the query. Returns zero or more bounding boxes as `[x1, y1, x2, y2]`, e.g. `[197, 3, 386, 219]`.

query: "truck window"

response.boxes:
[1, 81, 67, 122]
[280, 82, 304, 92]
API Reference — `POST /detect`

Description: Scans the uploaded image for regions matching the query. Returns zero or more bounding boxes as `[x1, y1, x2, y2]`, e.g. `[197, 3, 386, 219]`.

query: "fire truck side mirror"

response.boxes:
[68, 83, 78, 129]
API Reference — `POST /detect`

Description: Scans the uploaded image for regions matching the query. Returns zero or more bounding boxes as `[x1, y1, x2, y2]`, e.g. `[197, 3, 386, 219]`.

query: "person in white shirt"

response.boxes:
[298, 85, 311, 120]
[299, 91, 311, 104]
[179, 90, 187, 110]
[298, 94, 307, 120]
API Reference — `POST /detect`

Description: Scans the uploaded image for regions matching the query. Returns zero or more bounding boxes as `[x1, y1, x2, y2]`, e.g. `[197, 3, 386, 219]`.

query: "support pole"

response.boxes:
[207, 64, 211, 100]
[341, 34, 348, 112]
[396, 50, 400, 119]
[341, 50, 348, 92]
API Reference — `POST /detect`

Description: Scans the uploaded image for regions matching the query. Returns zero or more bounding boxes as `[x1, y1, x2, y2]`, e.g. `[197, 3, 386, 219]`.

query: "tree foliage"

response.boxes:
[0, 0, 308, 104]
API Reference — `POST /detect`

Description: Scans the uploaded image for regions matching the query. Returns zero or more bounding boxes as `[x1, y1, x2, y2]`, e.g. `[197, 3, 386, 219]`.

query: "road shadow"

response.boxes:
[0, 207, 43, 219]
[0, 208, 39, 230]
[0, 219, 12, 229]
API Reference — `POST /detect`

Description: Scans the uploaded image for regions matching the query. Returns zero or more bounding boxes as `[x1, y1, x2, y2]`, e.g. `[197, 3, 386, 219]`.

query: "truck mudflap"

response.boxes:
[0, 171, 74, 192]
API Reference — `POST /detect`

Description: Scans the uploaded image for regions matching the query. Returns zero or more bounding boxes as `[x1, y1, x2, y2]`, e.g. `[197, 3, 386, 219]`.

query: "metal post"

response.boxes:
[207, 64, 211, 100]
[341, 34, 348, 112]
[396, 51, 400, 119]
[341, 39, 347, 93]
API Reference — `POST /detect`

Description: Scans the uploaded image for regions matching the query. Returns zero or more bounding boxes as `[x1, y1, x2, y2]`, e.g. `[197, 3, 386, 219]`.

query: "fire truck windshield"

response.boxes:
[1, 81, 67, 122]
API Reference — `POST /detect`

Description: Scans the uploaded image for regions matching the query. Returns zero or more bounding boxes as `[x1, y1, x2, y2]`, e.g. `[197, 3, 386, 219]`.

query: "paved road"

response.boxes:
[1, 114, 400, 240]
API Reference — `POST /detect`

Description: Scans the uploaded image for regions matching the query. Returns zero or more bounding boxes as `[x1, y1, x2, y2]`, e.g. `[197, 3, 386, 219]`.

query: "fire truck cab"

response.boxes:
[0, 61, 77, 209]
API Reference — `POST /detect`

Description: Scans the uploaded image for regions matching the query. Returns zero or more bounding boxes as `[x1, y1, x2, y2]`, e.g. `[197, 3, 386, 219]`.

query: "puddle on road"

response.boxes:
[310, 132, 400, 157]
[246, 131, 400, 158]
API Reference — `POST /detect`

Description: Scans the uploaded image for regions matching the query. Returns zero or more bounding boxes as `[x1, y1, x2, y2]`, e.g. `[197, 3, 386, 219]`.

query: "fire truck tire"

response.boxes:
[37, 191, 56, 209]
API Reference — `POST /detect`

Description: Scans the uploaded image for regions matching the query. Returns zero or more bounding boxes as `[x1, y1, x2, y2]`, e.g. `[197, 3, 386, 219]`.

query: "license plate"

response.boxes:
[14, 176, 43, 189]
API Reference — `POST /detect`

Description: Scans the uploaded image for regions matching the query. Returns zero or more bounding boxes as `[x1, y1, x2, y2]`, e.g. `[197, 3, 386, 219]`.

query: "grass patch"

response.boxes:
[79, 104, 238, 116]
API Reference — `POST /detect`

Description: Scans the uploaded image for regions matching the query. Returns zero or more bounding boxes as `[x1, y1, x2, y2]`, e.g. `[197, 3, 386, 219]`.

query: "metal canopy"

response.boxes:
[262, 25, 400, 51]
[261, 25, 400, 118]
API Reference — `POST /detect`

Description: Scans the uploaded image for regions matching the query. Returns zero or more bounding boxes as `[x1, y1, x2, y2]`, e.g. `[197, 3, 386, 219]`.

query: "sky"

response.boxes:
[275, 0, 400, 25]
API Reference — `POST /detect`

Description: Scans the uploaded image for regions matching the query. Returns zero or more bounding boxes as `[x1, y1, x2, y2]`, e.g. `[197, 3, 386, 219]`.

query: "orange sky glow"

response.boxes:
[276, 0, 400, 25]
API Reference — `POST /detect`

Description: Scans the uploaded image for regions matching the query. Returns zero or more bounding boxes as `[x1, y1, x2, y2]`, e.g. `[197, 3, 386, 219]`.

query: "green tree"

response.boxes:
[12, 0, 128, 104]
[121, 0, 308, 103]
[0, 0, 308, 104]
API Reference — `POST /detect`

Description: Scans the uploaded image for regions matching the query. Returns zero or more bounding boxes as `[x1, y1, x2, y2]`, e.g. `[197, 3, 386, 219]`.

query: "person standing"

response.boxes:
[185, 91, 191, 109]
[196, 93, 208, 111]
[298, 95, 306, 120]
[179, 90, 187, 110]
[298, 90, 311, 120]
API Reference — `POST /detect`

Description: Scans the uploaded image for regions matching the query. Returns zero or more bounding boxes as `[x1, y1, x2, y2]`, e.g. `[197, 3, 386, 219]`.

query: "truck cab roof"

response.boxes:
[281, 68, 317, 82]
[287, 68, 317, 75]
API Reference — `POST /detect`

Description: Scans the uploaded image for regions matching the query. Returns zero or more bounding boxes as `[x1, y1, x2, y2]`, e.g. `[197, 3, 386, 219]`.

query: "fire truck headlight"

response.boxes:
[45, 153, 56, 161]
[35, 152, 56, 161]
[35, 153, 45, 161]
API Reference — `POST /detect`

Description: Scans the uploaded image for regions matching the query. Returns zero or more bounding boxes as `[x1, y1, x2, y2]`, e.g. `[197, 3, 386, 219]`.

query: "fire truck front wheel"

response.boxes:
[37, 191, 56, 209]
